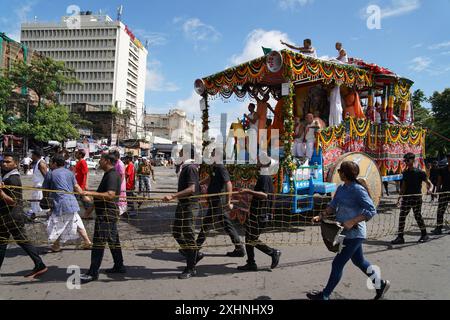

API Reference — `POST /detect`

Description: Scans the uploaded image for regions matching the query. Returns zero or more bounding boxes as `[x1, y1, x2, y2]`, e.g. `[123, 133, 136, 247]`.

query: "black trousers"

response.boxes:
[398, 196, 427, 236]
[126, 191, 136, 211]
[0, 213, 43, 270]
[173, 202, 198, 270]
[245, 212, 274, 264]
[88, 217, 124, 277]
[196, 197, 242, 249]
[437, 193, 450, 228]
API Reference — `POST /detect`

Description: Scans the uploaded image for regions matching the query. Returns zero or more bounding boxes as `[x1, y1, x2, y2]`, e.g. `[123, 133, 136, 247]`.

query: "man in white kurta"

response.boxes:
[27, 149, 48, 218]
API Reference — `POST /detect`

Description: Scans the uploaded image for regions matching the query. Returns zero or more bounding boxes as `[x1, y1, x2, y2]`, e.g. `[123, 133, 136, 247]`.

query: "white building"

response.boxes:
[144, 109, 203, 148]
[20, 12, 148, 139]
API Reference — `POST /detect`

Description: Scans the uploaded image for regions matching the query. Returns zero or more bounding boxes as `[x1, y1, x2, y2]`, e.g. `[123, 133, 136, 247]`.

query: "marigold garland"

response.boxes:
[202, 50, 373, 99]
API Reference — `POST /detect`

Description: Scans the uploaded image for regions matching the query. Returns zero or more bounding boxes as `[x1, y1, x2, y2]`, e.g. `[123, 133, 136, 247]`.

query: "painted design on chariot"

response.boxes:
[319, 118, 426, 179]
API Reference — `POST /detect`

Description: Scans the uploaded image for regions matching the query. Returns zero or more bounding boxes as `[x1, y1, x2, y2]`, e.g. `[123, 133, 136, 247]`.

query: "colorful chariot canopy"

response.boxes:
[195, 50, 413, 101]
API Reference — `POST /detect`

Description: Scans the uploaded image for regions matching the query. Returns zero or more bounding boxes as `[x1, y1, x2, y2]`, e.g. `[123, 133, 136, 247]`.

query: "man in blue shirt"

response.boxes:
[43, 154, 92, 252]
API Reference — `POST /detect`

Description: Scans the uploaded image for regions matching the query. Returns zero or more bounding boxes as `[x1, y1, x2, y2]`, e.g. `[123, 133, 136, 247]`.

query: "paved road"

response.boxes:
[0, 233, 449, 300]
[1, 166, 449, 300]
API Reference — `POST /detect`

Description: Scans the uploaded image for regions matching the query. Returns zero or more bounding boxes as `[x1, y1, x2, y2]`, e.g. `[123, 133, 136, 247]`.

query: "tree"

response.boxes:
[69, 112, 93, 131]
[429, 88, 450, 158]
[0, 76, 13, 133]
[9, 55, 77, 108]
[27, 104, 79, 142]
[411, 89, 432, 127]
[0, 75, 13, 108]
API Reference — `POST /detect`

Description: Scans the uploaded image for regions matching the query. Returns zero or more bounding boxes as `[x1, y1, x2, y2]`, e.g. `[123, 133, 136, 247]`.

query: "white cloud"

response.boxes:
[1, 1, 36, 41]
[428, 41, 450, 50]
[412, 43, 423, 49]
[15, 2, 33, 22]
[381, 0, 421, 18]
[230, 29, 292, 65]
[145, 60, 179, 92]
[409, 56, 432, 72]
[361, 0, 420, 20]
[175, 91, 203, 115]
[172, 16, 184, 24]
[134, 29, 168, 47]
[182, 18, 221, 42]
[278, 0, 314, 10]
[441, 51, 450, 55]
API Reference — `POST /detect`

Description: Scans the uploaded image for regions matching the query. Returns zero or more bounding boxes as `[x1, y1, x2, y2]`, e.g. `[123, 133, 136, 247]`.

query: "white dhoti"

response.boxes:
[47, 212, 86, 244]
[31, 183, 43, 214]
[294, 139, 314, 160]
[299, 142, 315, 160]
[293, 139, 302, 158]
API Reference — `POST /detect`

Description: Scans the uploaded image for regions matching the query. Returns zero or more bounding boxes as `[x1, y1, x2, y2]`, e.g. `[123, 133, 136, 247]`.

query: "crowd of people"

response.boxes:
[0, 146, 448, 300]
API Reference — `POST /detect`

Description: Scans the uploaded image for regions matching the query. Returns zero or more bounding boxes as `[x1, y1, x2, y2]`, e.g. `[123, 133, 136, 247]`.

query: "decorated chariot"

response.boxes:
[194, 49, 425, 214]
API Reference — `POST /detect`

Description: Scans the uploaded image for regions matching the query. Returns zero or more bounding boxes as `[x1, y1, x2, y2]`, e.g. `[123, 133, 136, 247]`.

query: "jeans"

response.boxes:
[196, 197, 242, 250]
[139, 176, 151, 194]
[323, 238, 376, 298]
[0, 213, 44, 270]
[88, 218, 124, 277]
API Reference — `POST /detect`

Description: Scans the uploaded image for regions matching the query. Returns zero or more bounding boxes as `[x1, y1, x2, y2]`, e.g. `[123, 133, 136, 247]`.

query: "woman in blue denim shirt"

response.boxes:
[307, 161, 390, 300]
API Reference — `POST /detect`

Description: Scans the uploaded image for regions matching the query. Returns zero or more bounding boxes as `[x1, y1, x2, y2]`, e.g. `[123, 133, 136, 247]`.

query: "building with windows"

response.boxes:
[20, 11, 148, 139]
[144, 109, 203, 148]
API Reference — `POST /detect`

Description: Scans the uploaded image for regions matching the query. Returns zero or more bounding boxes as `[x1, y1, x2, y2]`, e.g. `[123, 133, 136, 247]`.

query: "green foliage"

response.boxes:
[8, 55, 77, 107]
[122, 108, 133, 119]
[428, 89, 450, 157]
[69, 112, 93, 129]
[30, 104, 80, 142]
[0, 75, 13, 108]
[110, 104, 119, 114]
[411, 89, 432, 127]
[0, 75, 14, 133]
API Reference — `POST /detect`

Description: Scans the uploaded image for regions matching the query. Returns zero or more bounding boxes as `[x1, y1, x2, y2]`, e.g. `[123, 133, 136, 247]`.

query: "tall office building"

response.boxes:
[20, 11, 148, 139]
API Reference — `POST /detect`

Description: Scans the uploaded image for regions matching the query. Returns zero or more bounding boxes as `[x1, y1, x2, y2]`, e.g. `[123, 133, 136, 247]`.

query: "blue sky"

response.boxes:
[1, 0, 449, 129]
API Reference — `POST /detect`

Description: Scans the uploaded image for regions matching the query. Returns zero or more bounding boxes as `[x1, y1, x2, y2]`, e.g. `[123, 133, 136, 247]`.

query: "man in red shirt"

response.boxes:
[75, 150, 94, 218]
[75, 150, 89, 190]
[125, 156, 136, 215]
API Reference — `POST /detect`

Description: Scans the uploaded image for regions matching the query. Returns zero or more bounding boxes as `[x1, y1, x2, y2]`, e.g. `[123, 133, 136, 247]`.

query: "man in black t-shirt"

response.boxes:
[432, 153, 450, 235]
[164, 145, 202, 279]
[196, 149, 244, 258]
[237, 158, 281, 272]
[80, 153, 125, 284]
[0, 153, 47, 279]
[392, 153, 433, 245]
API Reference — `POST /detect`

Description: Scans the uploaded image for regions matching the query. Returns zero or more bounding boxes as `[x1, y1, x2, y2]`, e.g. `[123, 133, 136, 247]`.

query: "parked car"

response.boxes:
[85, 158, 99, 170]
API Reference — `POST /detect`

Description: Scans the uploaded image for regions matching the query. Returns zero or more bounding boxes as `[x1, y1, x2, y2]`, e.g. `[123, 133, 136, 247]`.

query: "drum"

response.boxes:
[327, 152, 383, 207]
